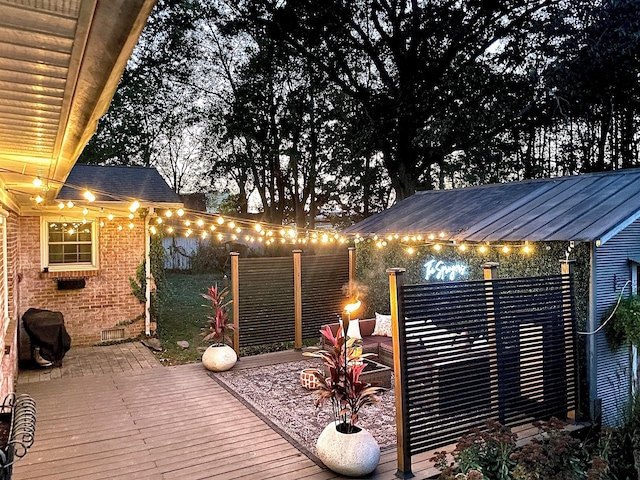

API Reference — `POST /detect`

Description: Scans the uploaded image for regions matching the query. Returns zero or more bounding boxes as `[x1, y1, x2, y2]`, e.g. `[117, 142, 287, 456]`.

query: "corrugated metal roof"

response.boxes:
[345, 169, 640, 244]
[57, 164, 181, 204]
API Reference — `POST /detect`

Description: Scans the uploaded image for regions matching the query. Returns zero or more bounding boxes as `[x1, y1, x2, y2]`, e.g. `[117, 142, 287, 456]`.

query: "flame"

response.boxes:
[344, 300, 361, 314]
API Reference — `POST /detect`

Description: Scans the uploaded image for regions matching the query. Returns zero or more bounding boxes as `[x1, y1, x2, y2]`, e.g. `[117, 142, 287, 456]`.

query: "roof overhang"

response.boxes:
[0, 0, 157, 213]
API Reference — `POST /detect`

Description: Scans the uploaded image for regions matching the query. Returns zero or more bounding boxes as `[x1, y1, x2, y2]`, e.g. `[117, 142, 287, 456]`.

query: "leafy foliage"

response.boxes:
[129, 231, 167, 324]
[303, 323, 385, 433]
[201, 283, 236, 346]
[603, 294, 640, 350]
[433, 419, 611, 480]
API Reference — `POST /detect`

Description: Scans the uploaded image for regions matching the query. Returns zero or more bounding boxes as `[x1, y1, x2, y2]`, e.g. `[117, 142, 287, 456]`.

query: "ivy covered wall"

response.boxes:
[354, 240, 591, 331]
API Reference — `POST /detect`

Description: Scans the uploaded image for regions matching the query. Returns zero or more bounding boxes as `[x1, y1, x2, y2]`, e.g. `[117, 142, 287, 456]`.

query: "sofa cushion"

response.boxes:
[373, 312, 392, 336]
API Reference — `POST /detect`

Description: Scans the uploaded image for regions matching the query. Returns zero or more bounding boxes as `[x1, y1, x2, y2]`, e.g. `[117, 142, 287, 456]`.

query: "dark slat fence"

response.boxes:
[400, 274, 576, 455]
[237, 253, 348, 347]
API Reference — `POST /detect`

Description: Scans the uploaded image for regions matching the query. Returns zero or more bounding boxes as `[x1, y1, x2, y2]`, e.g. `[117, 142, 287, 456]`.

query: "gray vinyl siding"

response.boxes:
[594, 218, 640, 426]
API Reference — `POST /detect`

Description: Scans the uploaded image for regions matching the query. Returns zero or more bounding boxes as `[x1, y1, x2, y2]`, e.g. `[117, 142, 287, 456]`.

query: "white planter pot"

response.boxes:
[202, 344, 237, 372]
[316, 422, 380, 477]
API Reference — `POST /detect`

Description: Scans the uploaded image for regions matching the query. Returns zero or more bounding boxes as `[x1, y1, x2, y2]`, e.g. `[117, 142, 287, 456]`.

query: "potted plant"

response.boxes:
[304, 316, 385, 477]
[201, 283, 237, 372]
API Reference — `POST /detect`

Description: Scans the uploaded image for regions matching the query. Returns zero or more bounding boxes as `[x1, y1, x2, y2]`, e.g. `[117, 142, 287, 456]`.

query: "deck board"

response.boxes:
[14, 350, 443, 479]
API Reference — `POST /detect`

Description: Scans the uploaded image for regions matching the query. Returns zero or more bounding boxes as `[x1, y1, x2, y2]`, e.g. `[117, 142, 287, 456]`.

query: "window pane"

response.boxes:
[49, 244, 63, 263]
[48, 223, 63, 243]
[78, 227, 92, 242]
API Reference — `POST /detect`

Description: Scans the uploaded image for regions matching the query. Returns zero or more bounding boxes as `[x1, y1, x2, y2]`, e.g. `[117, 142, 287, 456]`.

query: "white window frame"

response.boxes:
[41, 217, 99, 272]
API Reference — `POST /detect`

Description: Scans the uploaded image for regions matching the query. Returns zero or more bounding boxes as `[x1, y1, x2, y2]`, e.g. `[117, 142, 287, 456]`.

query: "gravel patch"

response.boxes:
[213, 360, 397, 455]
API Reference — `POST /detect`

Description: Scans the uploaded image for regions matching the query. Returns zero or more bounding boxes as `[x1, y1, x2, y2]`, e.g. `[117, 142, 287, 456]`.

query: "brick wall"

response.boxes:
[0, 211, 20, 398]
[18, 216, 147, 349]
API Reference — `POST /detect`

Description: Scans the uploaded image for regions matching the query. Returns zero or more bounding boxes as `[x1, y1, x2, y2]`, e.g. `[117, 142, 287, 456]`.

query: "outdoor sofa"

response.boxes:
[321, 317, 394, 367]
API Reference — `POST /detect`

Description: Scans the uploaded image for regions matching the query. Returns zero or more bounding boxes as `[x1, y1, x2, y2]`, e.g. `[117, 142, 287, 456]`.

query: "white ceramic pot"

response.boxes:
[202, 344, 237, 372]
[316, 422, 380, 477]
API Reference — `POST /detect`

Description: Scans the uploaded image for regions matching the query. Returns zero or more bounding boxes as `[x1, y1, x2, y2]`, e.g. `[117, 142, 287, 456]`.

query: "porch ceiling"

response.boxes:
[0, 0, 156, 213]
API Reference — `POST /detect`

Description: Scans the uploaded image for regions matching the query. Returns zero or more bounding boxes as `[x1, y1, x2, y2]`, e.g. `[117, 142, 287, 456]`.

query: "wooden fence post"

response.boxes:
[482, 262, 501, 421]
[348, 246, 356, 296]
[387, 268, 413, 479]
[560, 259, 578, 421]
[293, 250, 303, 351]
[231, 252, 240, 356]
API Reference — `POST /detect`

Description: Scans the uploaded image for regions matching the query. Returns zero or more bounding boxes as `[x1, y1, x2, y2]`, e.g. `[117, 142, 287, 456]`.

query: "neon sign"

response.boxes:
[424, 259, 469, 281]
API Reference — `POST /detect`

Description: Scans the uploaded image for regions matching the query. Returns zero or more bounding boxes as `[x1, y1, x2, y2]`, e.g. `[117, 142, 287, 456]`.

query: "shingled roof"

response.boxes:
[57, 164, 181, 205]
[345, 168, 640, 245]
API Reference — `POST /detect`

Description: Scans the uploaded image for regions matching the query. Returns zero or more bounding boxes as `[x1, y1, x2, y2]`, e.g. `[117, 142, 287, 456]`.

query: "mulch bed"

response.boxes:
[211, 360, 397, 457]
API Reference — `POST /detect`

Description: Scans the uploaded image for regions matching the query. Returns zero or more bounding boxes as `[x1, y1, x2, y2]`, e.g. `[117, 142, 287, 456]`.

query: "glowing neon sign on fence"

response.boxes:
[424, 259, 469, 281]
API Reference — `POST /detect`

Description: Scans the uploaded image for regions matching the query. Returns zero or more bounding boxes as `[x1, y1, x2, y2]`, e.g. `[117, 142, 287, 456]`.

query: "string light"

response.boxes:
[83, 190, 96, 202]
[32, 176, 42, 187]
[129, 200, 140, 213]
[66, 201, 74, 208]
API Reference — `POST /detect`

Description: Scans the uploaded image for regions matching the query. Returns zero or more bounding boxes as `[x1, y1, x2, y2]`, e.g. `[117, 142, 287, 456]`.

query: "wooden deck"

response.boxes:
[13, 347, 442, 480]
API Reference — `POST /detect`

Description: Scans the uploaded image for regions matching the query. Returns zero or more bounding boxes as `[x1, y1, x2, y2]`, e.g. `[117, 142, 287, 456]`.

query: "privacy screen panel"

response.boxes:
[401, 274, 576, 454]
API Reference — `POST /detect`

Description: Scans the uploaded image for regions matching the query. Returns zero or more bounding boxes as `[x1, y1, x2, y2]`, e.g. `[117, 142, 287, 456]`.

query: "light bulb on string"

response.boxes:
[197, 219, 204, 227]
[128, 213, 134, 220]
[83, 190, 96, 202]
[33, 176, 42, 187]
[66, 201, 74, 208]
[177, 209, 184, 216]
[165, 210, 173, 218]
[479, 245, 487, 254]
[433, 244, 442, 251]
[502, 246, 510, 254]
[129, 200, 140, 213]
[107, 213, 114, 221]
[82, 208, 89, 215]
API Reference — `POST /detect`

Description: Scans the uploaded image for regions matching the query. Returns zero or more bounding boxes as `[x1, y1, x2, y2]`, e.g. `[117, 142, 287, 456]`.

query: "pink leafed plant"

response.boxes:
[304, 322, 385, 434]
[201, 284, 236, 346]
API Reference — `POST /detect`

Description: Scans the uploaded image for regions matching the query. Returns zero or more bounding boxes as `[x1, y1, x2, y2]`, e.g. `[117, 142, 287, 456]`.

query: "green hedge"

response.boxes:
[355, 240, 589, 331]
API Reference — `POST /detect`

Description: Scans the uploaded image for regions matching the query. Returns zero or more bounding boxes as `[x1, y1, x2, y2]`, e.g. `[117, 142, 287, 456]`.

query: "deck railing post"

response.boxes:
[231, 252, 240, 356]
[387, 267, 413, 479]
[293, 250, 303, 350]
[560, 259, 578, 422]
[348, 246, 356, 297]
[482, 262, 501, 421]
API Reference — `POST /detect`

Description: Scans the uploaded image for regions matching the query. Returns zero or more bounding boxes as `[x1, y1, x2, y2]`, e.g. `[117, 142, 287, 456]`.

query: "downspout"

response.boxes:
[144, 207, 153, 336]
[588, 241, 599, 422]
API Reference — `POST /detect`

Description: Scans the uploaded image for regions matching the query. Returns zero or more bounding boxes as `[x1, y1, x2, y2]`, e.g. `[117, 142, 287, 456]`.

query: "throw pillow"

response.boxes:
[339, 318, 362, 339]
[373, 312, 392, 337]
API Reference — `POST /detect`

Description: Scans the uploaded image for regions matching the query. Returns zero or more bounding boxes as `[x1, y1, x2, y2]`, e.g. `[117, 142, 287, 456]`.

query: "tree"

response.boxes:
[79, 0, 205, 176]
[235, 0, 590, 200]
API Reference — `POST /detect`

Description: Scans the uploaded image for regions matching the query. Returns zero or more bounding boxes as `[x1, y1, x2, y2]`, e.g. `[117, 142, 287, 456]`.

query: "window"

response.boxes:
[42, 219, 98, 271]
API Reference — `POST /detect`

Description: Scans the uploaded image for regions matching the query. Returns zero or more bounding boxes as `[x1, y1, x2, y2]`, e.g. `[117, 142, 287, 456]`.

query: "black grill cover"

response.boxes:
[22, 308, 71, 365]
